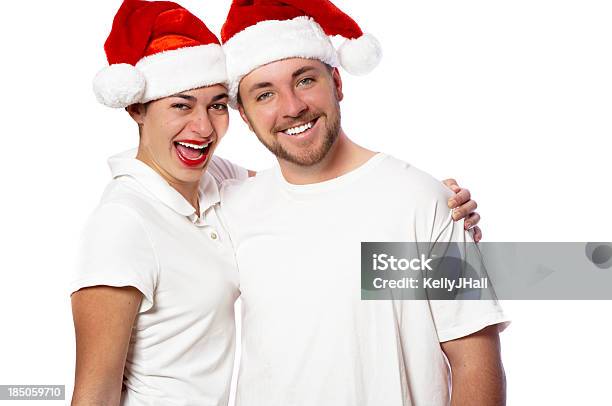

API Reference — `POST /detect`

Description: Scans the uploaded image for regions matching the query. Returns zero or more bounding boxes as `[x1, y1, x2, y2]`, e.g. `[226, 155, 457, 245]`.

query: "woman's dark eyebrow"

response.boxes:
[211, 93, 229, 102]
[169, 94, 197, 102]
[169, 93, 228, 102]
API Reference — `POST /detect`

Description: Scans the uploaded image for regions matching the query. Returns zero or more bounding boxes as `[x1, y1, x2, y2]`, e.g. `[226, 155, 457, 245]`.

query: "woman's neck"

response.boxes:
[136, 150, 201, 215]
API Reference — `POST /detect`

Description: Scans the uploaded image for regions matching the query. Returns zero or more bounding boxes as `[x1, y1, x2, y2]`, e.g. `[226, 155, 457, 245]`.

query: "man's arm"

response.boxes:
[441, 325, 506, 406]
[71, 286, 142, 406]
[442, 178, 482, 242]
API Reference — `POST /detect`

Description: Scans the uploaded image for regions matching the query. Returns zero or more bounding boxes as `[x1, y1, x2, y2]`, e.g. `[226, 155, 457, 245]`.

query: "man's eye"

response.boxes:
[172, 103, 190, 110]
[256, 92, 273, 102]
[298, 78, 314, 87]
[210, 103, 228, 111]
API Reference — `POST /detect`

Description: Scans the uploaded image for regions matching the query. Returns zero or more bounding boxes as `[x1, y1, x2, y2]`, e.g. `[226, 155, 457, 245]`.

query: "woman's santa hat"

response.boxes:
[93, 0, 227, 108]
[221, 0, 383, 102]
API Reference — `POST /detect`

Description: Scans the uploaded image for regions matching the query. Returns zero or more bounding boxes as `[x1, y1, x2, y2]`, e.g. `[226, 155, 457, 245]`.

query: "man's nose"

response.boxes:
[281, 90, 308, 118]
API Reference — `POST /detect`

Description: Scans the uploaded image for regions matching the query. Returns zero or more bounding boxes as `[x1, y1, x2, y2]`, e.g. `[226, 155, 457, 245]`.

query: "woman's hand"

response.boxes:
[443, 178, 482, 243]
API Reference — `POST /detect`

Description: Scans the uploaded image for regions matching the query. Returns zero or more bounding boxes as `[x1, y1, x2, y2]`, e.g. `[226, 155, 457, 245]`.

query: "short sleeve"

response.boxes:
[422, 187, 511, 343]
[207, 155, 249, 186]
[70, 203, 159, 313]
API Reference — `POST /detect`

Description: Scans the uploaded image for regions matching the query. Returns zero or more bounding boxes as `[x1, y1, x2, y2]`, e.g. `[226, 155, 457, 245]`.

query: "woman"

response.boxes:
[70, 1, 482, 404]
[70, 1, 246, 405]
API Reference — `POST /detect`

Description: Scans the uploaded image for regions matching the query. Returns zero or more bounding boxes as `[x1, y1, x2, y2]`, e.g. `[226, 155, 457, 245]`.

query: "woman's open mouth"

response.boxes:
[174, 140, 212, 167]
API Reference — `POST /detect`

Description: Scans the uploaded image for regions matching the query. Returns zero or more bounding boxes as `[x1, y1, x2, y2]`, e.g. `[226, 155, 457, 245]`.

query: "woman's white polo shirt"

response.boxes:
[70, 150, 247, 406]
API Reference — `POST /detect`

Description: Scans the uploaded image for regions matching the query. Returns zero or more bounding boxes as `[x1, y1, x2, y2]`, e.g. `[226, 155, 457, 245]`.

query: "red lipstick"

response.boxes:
[174, 139, 211, 168]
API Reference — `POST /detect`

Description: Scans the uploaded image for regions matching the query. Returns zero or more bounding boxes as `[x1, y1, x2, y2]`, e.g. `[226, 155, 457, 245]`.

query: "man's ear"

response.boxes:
[238, 102, 255, 133]
[331, 67, 344, 102]
[126, 103, 146, 125]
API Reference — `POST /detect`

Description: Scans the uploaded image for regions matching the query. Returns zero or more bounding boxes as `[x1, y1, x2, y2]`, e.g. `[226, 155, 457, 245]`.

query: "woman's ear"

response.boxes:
[126, 103, 146, 125]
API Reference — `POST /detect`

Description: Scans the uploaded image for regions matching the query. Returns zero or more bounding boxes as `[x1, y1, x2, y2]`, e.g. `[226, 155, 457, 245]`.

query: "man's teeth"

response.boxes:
[176, 141, 210, 150]
[284, 121, 314, 136]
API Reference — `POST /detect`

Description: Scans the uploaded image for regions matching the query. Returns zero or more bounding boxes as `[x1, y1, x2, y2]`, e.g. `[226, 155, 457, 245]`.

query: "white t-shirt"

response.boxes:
[219, 153, 510, 406]
[71, 150, 248, 406]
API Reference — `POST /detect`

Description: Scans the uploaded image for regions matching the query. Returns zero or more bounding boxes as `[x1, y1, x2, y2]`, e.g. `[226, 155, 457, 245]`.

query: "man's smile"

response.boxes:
[278, 116, 320, 138]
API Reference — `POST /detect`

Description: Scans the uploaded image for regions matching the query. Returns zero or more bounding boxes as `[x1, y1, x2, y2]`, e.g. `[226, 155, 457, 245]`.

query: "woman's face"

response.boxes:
[130, 84, 229, 185]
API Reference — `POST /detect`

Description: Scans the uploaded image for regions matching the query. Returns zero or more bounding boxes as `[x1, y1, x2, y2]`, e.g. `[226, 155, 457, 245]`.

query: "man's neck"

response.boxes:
[278, 130, 376, 185]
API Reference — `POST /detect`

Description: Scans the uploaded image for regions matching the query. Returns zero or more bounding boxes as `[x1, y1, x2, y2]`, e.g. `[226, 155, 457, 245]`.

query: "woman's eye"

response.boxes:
[256, 92, 273, 102]
[210, 103, 228, 111]
[172, 103, 190, 110]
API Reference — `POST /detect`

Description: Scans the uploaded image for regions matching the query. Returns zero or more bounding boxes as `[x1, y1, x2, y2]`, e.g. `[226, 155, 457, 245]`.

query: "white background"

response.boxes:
[1, 0, 611, 404]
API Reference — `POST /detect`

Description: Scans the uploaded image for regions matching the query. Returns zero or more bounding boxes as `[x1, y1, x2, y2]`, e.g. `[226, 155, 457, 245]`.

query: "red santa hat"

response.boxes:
[93, 0, 227, 108]
[220, 0, 382, 102]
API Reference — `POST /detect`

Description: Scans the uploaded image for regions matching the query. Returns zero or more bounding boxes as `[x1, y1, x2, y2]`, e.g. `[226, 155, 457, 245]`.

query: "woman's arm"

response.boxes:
[442, 178, 482, 242]
[71, 286, 142, 406]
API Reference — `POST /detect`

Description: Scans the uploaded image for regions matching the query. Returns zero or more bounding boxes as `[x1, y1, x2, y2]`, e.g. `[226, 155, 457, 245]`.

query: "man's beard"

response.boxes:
[252, 107, 341, 167]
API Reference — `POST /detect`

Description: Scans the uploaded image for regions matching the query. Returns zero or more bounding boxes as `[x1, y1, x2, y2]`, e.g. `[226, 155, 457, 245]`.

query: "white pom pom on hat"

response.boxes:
[93, 64, 145, 108]
[337, 33, 383, 76]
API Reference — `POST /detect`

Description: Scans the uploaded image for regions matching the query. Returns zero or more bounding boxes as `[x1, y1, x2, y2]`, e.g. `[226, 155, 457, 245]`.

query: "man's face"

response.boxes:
[238, 58, 343, 167]
[130, 85, 229, 184]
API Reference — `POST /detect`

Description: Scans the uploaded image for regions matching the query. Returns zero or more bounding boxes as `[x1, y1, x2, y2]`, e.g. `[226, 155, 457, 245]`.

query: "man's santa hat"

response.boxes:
[93, 0, 227, 108]
[221, 0, 382, 102]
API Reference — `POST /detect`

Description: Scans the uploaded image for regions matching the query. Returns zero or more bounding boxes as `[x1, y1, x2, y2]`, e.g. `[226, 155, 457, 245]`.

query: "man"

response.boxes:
[218, 1, 509, 405]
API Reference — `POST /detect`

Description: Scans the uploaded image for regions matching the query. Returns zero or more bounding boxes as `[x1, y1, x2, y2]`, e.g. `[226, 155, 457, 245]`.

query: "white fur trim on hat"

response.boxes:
[136, 44, 228, 104]
[93, 44, 228, 108]
[223, 16, 339, 104]
[93, 63, 146, 108]
[337, 33, 382, 76]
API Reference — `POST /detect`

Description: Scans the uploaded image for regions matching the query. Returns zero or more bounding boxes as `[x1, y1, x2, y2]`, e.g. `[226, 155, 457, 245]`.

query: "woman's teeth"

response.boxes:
[283, 120, 314, 136]
[176, 141, 210, 150]
[175, 141, 212, 163]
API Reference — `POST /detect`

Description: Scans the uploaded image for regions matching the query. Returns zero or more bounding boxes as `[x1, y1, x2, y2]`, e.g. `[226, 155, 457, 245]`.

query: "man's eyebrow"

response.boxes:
[248, 82, 273, 95]
[211, 93, 229, 102]
[246, 67, 317, 95]
[292, 66, 317, 79]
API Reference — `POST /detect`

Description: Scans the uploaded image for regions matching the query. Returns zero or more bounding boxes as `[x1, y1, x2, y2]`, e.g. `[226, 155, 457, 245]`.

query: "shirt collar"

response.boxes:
[108, 149, 221, 220]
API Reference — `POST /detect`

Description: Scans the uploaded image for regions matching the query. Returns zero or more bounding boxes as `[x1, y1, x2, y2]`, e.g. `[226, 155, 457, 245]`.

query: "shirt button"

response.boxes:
[210, 231, 218, 240]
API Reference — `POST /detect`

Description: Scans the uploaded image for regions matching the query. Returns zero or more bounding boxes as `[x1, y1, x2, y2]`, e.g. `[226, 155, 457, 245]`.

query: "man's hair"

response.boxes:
[236, 62, 334, 107]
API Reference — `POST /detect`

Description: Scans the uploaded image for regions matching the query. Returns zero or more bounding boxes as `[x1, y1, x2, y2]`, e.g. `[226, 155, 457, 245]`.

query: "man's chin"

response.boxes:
[258, 118, 339, 166]
[277, 144, 330, 167]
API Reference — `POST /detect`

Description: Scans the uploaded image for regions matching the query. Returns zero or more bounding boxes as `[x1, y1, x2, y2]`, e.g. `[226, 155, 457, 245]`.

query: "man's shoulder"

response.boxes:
[374, 154, 453, 204]
[373, 155, 462, 243]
